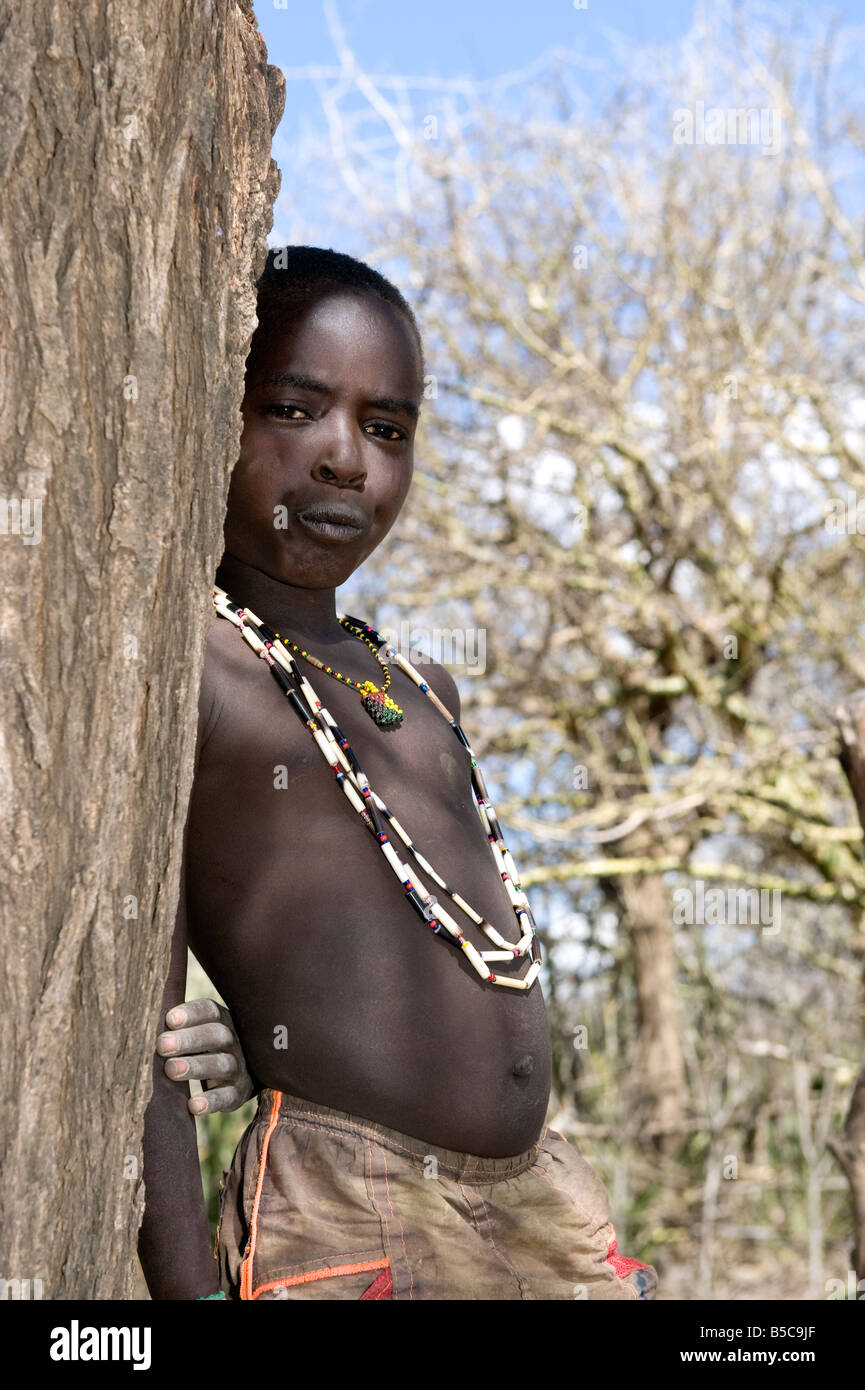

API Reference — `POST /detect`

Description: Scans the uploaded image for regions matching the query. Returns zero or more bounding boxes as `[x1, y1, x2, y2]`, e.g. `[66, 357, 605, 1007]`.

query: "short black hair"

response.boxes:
[250, 245, 425, 399]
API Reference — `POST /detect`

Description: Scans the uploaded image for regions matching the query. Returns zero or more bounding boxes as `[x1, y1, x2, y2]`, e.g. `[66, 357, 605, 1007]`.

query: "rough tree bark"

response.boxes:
[0, 0, 283, 1298]
[829, 692, 865, 1285]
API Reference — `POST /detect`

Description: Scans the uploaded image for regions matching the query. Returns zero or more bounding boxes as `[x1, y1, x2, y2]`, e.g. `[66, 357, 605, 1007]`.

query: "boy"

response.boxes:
[138, 246, 657, 1301]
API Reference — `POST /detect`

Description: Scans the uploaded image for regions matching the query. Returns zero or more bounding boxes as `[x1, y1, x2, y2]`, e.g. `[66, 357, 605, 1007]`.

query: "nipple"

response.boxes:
[512, 1054, 534, 1077]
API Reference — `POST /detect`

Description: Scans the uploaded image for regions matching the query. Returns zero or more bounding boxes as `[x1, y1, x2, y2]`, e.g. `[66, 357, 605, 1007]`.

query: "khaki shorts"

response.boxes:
[217, 1088, 657, 1301]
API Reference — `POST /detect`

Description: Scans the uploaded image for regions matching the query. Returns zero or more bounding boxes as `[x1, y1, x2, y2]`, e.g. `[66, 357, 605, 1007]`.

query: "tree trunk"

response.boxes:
[830, 692, 865, 1283]
[0, 0, 283, 1298]
[620, 872, 687, 1151]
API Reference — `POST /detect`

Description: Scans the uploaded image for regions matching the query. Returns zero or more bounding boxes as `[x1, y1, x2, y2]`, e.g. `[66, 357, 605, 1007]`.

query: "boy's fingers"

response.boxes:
[231, 1074, 256, 1107]
[214, 1001, 235, 1031]
[164, 1052, 237, 1083]
[188, 1085, 239, 1116]
[165, 998, 221, 1030]
[156, 1021, 234, 1056]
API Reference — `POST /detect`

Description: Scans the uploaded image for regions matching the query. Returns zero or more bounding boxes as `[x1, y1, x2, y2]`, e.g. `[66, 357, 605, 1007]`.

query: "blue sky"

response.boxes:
[256, 0, 697, 97]
[257, 0, 720, 184]
[254, 2, 864, 128]
[254, 0, 864, 245]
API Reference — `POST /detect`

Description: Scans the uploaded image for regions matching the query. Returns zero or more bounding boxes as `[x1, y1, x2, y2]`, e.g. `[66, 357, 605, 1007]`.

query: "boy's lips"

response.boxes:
[296, 502, 367, 543]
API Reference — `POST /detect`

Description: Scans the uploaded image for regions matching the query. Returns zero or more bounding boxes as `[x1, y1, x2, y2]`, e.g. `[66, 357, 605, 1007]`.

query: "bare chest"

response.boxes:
[203, 634, 484, 860]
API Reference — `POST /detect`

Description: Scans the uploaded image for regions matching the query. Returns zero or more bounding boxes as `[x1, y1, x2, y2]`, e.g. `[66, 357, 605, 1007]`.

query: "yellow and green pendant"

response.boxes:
[359, 681, 404, 729]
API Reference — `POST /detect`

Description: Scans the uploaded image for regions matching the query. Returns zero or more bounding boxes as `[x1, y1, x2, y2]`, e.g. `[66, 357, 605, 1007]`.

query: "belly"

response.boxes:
[187, 799, 552, 1155]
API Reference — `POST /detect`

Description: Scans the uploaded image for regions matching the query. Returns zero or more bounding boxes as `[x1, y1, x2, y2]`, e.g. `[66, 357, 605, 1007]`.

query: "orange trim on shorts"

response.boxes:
[251, 1257, 390, 1300]
[240, 1089, 283, 1301]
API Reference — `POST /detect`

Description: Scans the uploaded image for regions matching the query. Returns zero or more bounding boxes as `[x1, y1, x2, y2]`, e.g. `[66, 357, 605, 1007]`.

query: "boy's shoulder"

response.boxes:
[200, 611, 254, 695]
[405, 654, 461, 723]
[194, 614, 258, 756]
[203, 609, 245, 666]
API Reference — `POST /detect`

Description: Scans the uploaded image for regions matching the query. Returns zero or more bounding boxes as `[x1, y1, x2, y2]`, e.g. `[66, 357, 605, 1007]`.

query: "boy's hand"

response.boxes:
[157, 998, 256, 1116]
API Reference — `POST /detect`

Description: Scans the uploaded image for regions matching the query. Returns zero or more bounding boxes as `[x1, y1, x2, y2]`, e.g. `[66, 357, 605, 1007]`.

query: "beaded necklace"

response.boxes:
[212, 585, 542, 990]
[277, 623, 404, 729]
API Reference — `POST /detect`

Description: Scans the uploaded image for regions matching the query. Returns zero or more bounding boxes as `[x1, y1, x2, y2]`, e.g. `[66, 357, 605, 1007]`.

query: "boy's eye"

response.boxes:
[265, 404, 309, 420]
[365, 421, 408, 442]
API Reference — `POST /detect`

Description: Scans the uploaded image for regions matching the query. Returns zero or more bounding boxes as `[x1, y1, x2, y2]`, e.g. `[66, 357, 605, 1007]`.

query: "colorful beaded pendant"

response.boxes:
[359, 682, 404, 728]
[212, 586, 542, 991]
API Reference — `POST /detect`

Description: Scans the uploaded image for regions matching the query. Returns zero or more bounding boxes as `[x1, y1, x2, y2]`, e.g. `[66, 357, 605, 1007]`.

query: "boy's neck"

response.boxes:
[215, 552, 346, 644]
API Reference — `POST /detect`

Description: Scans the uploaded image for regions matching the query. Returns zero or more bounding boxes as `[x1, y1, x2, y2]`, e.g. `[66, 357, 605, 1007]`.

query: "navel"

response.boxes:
[512, 1054, 534, 1077]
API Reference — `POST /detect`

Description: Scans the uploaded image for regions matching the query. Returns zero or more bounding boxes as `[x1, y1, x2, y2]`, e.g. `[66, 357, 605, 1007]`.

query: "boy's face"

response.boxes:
[225, 288, 421, 591]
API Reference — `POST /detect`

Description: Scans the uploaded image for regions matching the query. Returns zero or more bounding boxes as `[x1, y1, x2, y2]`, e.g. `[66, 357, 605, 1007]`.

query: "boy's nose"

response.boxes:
[313, 425, 366, 489]
[315, 458, 366, 488]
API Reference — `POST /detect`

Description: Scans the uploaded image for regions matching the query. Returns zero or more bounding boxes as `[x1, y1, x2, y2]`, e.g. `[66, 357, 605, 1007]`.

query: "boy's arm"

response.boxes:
[137, 853, 219, 1300]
